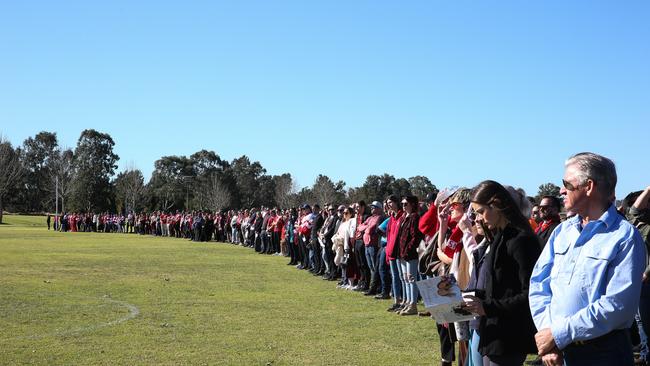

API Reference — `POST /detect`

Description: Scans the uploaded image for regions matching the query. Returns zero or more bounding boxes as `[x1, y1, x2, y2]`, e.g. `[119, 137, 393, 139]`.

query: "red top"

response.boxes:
[273, 217, 284, 233]
[418, 203, 439, 237]
[385, 210, 404, 261]
[442, 220, 463, 258]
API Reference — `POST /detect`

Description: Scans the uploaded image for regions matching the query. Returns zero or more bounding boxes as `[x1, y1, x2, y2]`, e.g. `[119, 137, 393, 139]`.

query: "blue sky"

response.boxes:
[1, 1, 648, 199]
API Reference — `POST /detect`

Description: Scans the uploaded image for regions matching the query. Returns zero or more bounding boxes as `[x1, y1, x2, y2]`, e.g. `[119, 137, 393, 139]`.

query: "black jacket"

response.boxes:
[478, 225, 542, 357]
[536, 219, 560, 249]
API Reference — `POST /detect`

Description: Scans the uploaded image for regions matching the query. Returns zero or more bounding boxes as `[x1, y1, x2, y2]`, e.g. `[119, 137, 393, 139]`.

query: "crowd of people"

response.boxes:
[49, 152, 650, 366]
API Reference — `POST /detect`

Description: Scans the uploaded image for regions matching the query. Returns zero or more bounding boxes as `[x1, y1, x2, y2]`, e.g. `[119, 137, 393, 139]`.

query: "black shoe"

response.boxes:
[374, 293, 391, 300]
[387, 303, 401, 312]
[364, 291, 378, 296]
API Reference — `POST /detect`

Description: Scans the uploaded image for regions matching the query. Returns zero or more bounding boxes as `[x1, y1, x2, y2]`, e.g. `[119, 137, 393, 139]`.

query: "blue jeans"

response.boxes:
[390, 259, 403, 302]
[636, 312, 648, 361]
[637, 282, 650, 362]
[378, 247, 390, 295]
[399, 259, 419, 305]
[467, 330, 482, 366]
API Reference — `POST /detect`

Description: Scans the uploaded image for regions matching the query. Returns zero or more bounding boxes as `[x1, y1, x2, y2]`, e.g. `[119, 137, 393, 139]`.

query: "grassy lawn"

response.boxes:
[0, 215, 440, 365]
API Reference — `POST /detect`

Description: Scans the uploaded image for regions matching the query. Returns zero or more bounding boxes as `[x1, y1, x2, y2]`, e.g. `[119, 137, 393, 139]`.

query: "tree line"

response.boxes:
[0, 129, 561, 224]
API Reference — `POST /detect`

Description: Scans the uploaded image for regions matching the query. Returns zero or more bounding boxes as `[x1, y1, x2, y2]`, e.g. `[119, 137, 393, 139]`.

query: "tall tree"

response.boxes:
[21, 131, 59, 212]
[0, 137, 25, 223]
[114, 168, 146, 214]
[311, 174, 346, 206]
[70, 129, 119, 212]
[354, 174, 409, 203]
[273, 173, 297, 209]
[392, 178, 413, 199]
[408, 176, 437, 200]
[148, 155, 194, 211]
[46, 149, 75, 213]
[199, 173, 232, 211]
[230, 155, 266, 208]
[536, 183, 561, 203]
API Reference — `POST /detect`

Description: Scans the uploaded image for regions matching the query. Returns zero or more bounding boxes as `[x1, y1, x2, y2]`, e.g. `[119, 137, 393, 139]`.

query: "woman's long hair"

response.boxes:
[470, 180, 534, 236]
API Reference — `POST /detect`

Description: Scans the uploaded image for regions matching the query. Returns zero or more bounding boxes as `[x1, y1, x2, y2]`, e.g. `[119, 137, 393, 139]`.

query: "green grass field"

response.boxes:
[0, 215, 441, 365]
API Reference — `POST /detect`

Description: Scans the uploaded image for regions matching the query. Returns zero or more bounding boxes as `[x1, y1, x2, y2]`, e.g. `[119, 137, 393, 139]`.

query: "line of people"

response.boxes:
[51, 152, 649, 366]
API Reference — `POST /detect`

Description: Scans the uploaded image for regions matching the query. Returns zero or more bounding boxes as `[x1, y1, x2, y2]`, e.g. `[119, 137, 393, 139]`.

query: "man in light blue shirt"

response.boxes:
[529, 152, 646, 366]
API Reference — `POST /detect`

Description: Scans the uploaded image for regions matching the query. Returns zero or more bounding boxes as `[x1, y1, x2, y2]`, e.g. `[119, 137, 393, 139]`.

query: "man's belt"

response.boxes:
[572, 329, 627, 346]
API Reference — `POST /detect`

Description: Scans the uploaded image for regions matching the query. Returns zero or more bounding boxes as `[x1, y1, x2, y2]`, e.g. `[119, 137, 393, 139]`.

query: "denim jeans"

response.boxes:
[399, 259, 419, 304]
[365, 245, 379, 290]
[378, 247, 390, 295]
[636, 311, 648, 361]
[640, 281, 650, 346]
[390, 259, 403, 302]
[467, 330, 482, 366]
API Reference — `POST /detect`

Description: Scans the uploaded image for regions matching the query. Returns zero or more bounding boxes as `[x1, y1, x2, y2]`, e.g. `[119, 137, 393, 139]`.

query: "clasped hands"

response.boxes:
[535, 328, 563, 366]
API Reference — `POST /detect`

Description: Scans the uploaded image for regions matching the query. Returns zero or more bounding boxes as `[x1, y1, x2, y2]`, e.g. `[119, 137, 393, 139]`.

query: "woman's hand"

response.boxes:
[458, 212, 472, 233]
[437, 203, 450, 224]
[462, 295, 486, 316]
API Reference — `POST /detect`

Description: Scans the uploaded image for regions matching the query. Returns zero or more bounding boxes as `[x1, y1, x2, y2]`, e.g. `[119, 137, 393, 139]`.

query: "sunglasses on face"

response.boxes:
[401, 202, 409, 206]
[562, 179, 584, 191]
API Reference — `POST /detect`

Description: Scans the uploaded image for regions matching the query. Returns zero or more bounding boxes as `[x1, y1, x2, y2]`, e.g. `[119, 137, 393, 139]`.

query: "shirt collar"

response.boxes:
[575, 203, 619, 229]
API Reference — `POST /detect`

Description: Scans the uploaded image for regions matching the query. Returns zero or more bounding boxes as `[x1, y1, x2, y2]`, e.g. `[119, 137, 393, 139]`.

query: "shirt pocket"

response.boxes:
[579, 243, 618, 292]
[550, 240, 572, 285]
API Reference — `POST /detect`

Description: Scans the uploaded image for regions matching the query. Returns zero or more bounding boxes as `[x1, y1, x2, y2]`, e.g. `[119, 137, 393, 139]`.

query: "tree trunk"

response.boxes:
[0, 195, 4, 224]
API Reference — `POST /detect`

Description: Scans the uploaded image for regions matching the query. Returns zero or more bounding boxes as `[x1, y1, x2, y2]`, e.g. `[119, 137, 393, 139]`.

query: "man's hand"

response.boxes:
[541, 347, 563, 366]
[535, 328, 558, 356]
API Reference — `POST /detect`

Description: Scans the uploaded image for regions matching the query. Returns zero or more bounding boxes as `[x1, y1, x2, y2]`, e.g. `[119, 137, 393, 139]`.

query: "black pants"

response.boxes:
[288, 238, 297, 263]
[299, 235, 309, 267]
[272, 231, 280, 253]
[354, 240, 369, 286]
[437, 323, 456, 363]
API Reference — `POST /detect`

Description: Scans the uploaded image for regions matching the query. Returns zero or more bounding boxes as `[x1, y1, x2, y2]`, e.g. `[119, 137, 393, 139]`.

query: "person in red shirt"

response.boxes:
[272, 209, 284, 255]
[385, 195, 405, 312]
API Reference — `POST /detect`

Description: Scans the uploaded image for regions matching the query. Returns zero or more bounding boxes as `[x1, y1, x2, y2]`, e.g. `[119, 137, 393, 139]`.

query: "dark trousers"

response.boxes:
[299, 235, 309, 267]
[354, 240, 369, 286]
[562, 329, 633, 366]
[288, 238, 297, 263]
[272, 231, 280, 253]
[437, 323, 456, 363]
[377, 247, 391, 295]
[366, 245, 380, 292]
[260, 231, 270, 253]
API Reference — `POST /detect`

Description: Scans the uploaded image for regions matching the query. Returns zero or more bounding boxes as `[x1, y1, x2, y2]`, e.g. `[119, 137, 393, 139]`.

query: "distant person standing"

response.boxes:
[46, 214, 51, 230]
[535, 195, 562, 249]
[529, 152, 646, 366]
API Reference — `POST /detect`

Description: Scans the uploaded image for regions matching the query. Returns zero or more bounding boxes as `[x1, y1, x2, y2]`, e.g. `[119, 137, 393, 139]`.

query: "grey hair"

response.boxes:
[565, 152, 617, 198]
[504, 185, 532, 218]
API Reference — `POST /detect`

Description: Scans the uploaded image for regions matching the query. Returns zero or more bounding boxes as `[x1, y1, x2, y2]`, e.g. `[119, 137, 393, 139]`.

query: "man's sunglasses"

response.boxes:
[562, 179, 586, 191]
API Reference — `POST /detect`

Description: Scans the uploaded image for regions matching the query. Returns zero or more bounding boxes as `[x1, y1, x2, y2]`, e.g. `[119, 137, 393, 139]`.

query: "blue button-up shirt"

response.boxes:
[529, 204, 646, 350]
